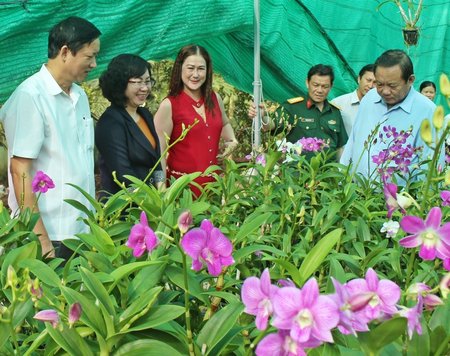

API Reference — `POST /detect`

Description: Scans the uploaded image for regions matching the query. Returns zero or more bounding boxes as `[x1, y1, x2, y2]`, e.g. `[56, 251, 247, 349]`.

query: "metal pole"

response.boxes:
[253, 0, 261, 150]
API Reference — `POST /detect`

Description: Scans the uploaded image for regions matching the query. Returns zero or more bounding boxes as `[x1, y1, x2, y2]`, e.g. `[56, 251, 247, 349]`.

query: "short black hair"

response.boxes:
[307, 64, 334, 84]
[419, 80, 436, 92]
[99, 54, 152, 108]
[374, 50, 413, 82]
[48, 16, 101, 59]
[359, 64, 375, 78]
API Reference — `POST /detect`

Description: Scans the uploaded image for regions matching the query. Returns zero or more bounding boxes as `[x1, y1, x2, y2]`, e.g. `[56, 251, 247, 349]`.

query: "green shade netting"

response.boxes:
[0, 0, 449, 105]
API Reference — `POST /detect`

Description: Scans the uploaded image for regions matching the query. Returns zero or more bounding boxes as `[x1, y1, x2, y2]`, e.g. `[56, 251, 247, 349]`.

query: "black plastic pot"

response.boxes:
[402, 28, 419, 45]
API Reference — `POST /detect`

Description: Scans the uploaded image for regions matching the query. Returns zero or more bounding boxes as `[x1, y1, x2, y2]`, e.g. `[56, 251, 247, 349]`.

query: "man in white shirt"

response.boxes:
[1, 17, 101, 258]
[331, 64, 375, 136]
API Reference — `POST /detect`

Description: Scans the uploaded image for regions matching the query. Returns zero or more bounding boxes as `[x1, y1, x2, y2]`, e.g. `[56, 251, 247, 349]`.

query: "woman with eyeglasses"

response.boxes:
[95, 54, 164, 197]
[154, 45, 238, 197]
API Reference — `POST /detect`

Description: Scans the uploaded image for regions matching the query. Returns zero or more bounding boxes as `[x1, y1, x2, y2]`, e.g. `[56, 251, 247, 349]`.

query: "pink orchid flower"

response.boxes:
[272, 278, 339, 345]
[346, 268, 401, 322]
[33, 309, 59, 328]
[126, 211, 159, 258]
[31, 171, 55, 193]
[440, 190, 450, 206]
[330, 278, 370, 335]
[241, 269, 279, 330]
[180, 219, 234, 276]
[383, 182, 405, 218]
[256, 330, 307, 356]
[399, 207, 450, 261]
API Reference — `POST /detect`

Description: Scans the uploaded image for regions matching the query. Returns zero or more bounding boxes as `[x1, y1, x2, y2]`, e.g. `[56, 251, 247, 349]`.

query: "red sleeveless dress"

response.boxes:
[167, 91, 223, 196]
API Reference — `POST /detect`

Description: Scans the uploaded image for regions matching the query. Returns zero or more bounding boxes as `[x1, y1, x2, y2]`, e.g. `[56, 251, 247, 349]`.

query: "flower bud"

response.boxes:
[439, 273, 450, 299]
[440, 73, 450, 97]
[68, 302, 82, 327]
[348, 292, 375, 312]
[177, 210, 193, 234]
[33, 309, 60, 328]
[420, 119, 432, 145]
[445, 170, 450, 186]
[432, 106, 445, 130]
[6, 265, 18, 289]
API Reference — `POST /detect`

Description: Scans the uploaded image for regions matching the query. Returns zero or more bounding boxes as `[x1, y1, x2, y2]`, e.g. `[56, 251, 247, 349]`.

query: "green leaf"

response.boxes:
[233, 244, 286, 261]
[429, 300, 450, 330]
[233, 212, 272, 244]
[114, 339, 184, 356]
[60, 286, 107, 337]
[196, 302, 244, 355]
[357, 317, 407, 353]
[18, 258, 61, 287]
[165, 265, 209, 304]
[64, 199, 95, 220]
[0, 322, 11, 350]
[164, 172, 201, 204]
[79, 267, 115, 316]
[128, 262, 168, 301]
[298, 228, 342, 285]
[269, 258, 301, 286]
[46, 323, 94, 356]
[119, 286, 162, 325]
[200, 291, 240, 304]
[77, 220, 115, 256]
[65, 182, 101, 215]
[108, 260, 165, 293]
[408, 319, 430, 356]
[1, 242, 38, 286]
[123, 305, 185, 333]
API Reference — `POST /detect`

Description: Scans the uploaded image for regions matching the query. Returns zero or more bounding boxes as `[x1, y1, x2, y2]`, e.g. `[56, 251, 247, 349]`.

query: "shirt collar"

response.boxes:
[350, 90, 360, 105]
[40, 64, 81, 102]
[307, 98, 331, 112]
[372, 87, 414, 113]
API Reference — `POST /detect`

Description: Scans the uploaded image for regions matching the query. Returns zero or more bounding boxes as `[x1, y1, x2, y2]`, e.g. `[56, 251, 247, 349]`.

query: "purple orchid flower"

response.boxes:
[180, 219, 234, 276]
[33, 309, 59, 328]
[406, 283, 443, 310]
[298, 137, 327, 152]
[126, 211, 159, 258]
[31, 171, 55, 193]
[256, 330, 307, 356]
[444, 258, 450, 271]
[398, 296, 423, 340]
[346, 268, 401, 322]
[399, 207, 450, 261]
[383, 182, 405, 218]
[440, 191, 450, 206]
[330, 278, 371, 335]
[272, 278, 339, 345]
[241, 269, 279, 330]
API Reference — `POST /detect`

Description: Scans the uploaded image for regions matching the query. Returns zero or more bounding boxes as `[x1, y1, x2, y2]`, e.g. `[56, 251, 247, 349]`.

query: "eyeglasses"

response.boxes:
[128, 78, 156, 88]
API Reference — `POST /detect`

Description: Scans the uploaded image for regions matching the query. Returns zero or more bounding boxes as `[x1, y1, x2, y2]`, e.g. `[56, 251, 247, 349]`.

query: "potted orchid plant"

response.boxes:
[377, 0, 423, 45]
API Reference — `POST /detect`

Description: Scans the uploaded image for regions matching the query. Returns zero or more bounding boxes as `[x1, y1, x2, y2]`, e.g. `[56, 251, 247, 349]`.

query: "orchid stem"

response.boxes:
[180, 248, 196, 356]
[405, 248, 416, 287]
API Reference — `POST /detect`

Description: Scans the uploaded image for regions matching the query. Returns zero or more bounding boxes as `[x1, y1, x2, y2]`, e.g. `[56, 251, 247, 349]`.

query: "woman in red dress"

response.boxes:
[154, 45, 237, 197]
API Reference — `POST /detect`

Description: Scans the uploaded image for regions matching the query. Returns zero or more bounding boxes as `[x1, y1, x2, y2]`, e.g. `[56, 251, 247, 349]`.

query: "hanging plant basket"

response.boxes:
[402, 28, 419, 46]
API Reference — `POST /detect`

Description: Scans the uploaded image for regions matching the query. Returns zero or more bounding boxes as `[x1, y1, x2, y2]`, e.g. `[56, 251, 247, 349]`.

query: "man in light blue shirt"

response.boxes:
[340, 50, 439, 180]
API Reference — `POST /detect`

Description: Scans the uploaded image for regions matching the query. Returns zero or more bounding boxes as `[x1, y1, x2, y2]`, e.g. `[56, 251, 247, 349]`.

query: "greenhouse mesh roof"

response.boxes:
[0, 0, 449, 105]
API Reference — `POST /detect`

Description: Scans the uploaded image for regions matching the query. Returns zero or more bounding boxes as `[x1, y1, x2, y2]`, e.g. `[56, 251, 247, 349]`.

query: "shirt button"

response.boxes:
[206, 124, 209, 127]
[306, 126, 309, 129]
[208, 136, 211, 139]
[209, 149, 212, 152]
[209, 160, 213, 164]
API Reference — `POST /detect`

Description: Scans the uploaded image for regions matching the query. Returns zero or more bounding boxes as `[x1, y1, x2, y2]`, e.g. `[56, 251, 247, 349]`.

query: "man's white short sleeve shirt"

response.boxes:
[1, 65, 95, 240]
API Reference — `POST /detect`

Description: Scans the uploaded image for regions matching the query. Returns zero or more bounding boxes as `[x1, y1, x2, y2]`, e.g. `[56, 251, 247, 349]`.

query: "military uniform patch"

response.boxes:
[287, 96, 304, 104]
[328, 120, 336, 125]
[301, 118, 315, 123]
